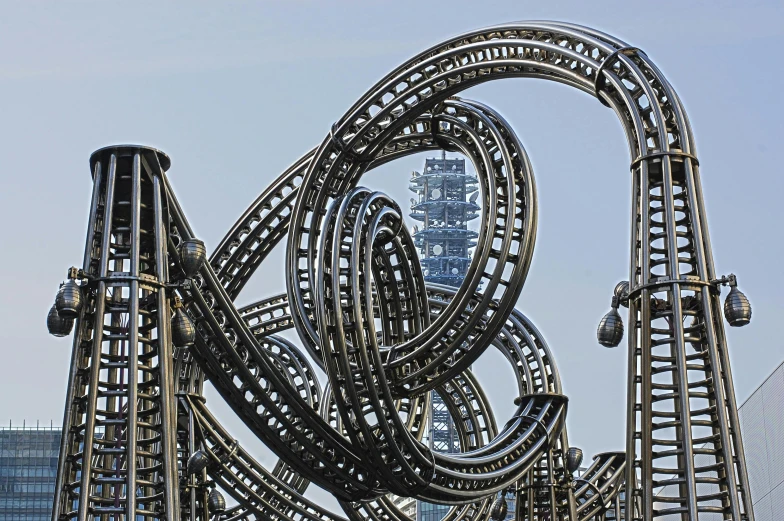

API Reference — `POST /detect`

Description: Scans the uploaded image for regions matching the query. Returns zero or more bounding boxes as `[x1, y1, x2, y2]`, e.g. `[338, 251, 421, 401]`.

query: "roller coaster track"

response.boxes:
[50, 20, 754, 521]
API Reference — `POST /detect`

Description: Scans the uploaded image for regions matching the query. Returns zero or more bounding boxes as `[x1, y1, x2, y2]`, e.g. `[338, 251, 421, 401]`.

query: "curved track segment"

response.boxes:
[172, 174, 567, 503]
[197, 286, 621, 521]
[162, 96, 568, 504]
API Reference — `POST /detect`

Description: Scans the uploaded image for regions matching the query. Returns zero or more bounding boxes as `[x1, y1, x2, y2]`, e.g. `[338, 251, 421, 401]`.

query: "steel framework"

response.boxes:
[46, 21, 755, 521]
[411, 154, 478, 521]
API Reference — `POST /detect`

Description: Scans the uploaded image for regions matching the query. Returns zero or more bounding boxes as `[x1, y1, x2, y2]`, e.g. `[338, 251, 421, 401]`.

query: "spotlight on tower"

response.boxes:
[566, 447, 584, 473]
[208, 488, 226, 515]
[47, 303, 74, 337]
[724, 276, 751, 327]
[186, 450, 209, 476]
[598, 282, 628, 348]
[179, 238, 206, 278]
[712, 274, 751, 327]
[598, 306, 624, 347]
[172, 305, 196, 347]
[55, 279, 82, 319]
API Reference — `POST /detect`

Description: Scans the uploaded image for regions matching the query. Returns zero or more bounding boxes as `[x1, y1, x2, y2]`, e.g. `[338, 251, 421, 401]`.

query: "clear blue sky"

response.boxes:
[1, 0, 781, 511]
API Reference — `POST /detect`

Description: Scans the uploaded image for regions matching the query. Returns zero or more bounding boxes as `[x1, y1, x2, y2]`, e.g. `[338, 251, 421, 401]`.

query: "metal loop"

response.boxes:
[429, 104, 454, 151]
[405, 446, 438, 497]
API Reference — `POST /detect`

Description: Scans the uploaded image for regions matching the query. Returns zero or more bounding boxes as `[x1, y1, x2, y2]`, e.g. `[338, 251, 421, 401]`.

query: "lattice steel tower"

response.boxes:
[51, 147, 182, 521]
[410, 153, 479, 521]
[409, 152, 479, 289]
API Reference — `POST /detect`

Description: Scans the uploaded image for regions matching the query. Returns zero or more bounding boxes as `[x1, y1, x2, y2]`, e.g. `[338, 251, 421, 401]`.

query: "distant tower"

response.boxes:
[410, 153, 479, 521]
[409, 151, 479, 287]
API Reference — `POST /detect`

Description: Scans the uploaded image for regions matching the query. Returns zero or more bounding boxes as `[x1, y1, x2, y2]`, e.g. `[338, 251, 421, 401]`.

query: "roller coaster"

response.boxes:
[46, 21, 755, 521]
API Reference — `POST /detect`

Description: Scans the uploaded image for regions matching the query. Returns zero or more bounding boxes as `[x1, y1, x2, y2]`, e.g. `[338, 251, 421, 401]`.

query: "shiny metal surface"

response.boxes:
[172, 306, 196, 347]
[47, 302, 74, 337]
[207, 488, 226, 515]
[180, 239, 207, 278]
[187, 450, 209, 476]
[566, 448, 584, 474]
[725, 286, 752, 327]
[54, 279, 82, 318]
[48, 21, 755, 521]
[51, 146, 181, 521]
[597, 307, 624, 348]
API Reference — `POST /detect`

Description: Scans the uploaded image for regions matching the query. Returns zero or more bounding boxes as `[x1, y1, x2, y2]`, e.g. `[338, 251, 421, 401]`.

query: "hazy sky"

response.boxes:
[1, 0, 782, 511]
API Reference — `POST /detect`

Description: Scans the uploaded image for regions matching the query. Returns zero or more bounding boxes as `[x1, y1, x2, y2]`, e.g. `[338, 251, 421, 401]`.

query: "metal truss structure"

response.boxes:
[46, 21, 755, 521]
[410, 154, 478, 521]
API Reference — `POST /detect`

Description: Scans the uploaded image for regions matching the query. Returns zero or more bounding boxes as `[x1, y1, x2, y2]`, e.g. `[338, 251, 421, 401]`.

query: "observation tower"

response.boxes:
[409, 151, 479, 287]
[409, 153, 482, 521]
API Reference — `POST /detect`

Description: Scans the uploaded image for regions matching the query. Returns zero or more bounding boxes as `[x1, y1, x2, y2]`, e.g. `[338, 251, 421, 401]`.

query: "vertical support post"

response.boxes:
[626, 150, 755, 519]
[151, 161, 180, 521]
[659, 156, 699, 520]
[52, 159, 104, 521]
[686, 159, 753, 520]
[77, 153, 117, 521]
[125, 151, 141, 520]
[614, 48, 755, 519]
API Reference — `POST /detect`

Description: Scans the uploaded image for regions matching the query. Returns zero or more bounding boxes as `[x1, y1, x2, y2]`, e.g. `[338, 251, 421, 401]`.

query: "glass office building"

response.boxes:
[0, 424, 61, 521]
[738, 360, 784, 521]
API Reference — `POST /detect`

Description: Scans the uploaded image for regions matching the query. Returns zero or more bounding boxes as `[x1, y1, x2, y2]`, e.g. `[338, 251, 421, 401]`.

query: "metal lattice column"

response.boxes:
[53, 146, 180, 521]
[427, 391, 460, 455]
[625, 154, 753, 520]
